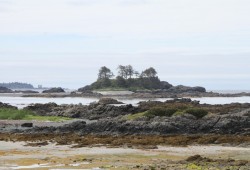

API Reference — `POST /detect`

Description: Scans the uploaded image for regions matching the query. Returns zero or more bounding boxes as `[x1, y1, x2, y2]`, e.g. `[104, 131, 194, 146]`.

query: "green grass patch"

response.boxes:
[185, 108, 208, 119]
[186, 163, 203, 170]
[0, 108, 72, 122]
[172, 110, 185, 116]
[144, 106, 208, 119]
[123, 112, 146, 120]
[0, 108, 34, 120]
[123, 106, 208, 120]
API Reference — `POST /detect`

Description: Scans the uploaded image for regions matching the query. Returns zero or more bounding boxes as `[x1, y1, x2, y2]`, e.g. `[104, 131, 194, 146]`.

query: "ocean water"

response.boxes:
[210, 90, 250, 94]
[1, 96, 250, 108]
[192, 96, 250, 105]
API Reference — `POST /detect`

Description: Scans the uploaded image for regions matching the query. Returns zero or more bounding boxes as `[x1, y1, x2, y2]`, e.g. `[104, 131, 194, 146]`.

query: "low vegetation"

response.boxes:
[185, 108, 208, 119]
[0, 108, 71, 122]
[0, 108, 33, 120]
[145, 106, 208, 119]
[123, 112, 146, 120]
[125, 105, 208, 120]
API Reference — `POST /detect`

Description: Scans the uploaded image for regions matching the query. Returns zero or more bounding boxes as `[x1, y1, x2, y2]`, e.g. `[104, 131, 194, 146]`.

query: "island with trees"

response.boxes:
[78, 65, 207, 96]
[0, 82, 34, 89]
[79, 65, 175, 91]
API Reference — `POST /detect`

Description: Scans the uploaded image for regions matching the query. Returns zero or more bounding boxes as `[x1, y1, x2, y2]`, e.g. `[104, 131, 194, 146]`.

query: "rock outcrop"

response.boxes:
[42, 87, 65, 93]
[97, 98, 124, 105]
[25, 109, 250, 135]
[0, 102, 17, 109]
[20, 99, 250, 135]
[160, 81, 173, 89]
[167, 85, 206, 93]
[24, 101, 138, 119]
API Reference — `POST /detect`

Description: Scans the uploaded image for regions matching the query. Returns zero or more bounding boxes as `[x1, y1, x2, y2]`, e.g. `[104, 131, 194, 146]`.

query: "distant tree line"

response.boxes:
[84, 65, 171, 91]
[0, 82, 34, 89]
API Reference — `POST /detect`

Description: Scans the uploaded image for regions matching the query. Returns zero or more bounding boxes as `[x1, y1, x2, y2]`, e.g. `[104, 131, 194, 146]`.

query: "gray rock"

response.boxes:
[42, 87, 65, 93]
[21, 123, 33, 128]
[98, 98, 124, 105]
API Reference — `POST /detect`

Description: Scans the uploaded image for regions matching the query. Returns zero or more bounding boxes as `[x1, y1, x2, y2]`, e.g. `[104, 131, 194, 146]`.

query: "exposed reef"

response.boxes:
[0, 99, 248, 137]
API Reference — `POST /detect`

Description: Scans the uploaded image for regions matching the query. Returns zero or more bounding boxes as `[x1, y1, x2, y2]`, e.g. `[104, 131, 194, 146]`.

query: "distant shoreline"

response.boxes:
[1, 90, 250, 99]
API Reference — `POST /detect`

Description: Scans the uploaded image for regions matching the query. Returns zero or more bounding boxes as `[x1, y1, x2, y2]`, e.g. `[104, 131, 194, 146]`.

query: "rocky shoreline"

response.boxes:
[21, 90, 250, 98]
[0, 99, 249, 140]
[0, 98, 250, 169]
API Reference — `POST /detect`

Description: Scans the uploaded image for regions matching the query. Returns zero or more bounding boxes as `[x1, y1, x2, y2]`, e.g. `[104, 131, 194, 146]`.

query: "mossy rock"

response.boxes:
[185, 108, 208, 119]
[145, 107, 178, 117]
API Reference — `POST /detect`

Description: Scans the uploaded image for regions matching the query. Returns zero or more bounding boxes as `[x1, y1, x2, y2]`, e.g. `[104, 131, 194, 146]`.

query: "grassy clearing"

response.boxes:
[0, 108, 71, 122]
[0, 108, 34, 120]
[94, 88, 128, 91]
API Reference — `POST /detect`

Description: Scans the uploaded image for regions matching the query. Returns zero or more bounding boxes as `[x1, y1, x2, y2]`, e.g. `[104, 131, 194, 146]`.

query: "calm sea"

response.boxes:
[1, 96, 250, 109]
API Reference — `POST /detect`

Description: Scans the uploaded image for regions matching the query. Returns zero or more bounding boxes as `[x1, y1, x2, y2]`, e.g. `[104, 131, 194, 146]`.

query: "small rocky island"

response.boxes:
[76, 65, 250, 98]
[0, 82, 34, 89]
[78, 65, 205, 93]
[42, 87, 65, 93]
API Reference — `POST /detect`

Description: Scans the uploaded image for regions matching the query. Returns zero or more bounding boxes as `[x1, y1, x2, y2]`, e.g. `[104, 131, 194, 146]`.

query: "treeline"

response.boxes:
[0, 82, 34, 89]
[82, 65, 172, 91]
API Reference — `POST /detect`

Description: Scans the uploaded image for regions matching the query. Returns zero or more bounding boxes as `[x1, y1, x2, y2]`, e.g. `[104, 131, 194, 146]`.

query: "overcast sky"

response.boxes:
[0, 0, 250, 90]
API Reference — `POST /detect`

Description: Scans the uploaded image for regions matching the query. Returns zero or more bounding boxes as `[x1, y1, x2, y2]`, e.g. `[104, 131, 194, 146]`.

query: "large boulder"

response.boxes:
[24, 102, 138, 120]
[24, 103, 59, 116]
[98, 98, 124, 105]
[160, 81, 173, 89]
[78, 85, 92, 92]
[0, 102, 17, 109]
[168, 85, 206, 93]
[42, 87, 65, 93]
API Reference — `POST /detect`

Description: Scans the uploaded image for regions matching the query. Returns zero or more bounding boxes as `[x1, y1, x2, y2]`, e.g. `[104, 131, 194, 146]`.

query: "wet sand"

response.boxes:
[0, 141, 249, 170]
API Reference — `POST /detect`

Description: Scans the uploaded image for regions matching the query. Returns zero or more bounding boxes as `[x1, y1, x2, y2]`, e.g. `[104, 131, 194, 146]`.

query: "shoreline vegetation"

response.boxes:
[0, 108, 71, 122]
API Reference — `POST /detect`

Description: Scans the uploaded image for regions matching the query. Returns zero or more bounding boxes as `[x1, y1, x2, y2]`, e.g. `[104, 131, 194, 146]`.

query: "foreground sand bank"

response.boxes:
[0, 141, 249, 170]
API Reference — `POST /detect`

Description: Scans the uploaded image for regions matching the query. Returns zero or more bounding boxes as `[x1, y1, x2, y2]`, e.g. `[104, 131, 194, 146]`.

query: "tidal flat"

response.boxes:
[0, 140, 250, 170]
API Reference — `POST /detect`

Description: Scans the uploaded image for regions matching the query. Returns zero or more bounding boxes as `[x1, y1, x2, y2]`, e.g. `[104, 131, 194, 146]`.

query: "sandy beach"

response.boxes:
[0, 141, 249, 170]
